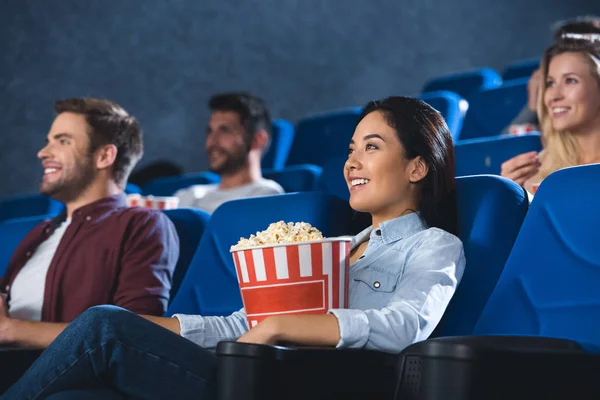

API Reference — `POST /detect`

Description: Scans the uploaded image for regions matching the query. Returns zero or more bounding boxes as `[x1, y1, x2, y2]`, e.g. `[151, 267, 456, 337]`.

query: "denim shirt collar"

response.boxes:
[351, 212, 427, 250]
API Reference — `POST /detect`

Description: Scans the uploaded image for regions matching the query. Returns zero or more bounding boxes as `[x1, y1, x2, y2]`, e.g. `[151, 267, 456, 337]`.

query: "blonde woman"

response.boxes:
[501, 29, 600, 194]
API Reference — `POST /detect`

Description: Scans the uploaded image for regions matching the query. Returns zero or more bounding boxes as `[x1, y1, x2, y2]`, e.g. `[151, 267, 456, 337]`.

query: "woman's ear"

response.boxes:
[408, 156, 428, 183]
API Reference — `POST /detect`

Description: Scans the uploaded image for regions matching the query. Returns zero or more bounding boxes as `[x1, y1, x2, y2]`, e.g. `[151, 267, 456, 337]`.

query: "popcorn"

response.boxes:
[231, 221, 324, 250]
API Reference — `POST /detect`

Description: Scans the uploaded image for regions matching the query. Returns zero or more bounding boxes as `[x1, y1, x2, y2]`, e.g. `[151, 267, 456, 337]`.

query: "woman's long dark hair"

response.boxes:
[357, 96, 458, 235]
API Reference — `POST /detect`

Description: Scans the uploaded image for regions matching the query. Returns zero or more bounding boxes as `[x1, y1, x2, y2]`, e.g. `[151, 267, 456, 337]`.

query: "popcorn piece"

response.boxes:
[231, 221, 324, 250]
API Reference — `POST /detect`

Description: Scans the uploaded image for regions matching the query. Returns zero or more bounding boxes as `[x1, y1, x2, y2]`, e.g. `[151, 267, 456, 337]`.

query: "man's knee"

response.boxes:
[73, 305, 133, 332]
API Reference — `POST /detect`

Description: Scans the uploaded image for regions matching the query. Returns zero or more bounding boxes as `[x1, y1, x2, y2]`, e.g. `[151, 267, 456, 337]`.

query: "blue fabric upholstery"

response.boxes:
[162, 208, 210, 303]
[288, 95, 466, 167]
[261, 119, 295, 171]
[264, 164, 322, 193]
[124, 183, 142, 194]
[0, 215, 52, 277]
[422, 67, 502, 100]
[472, 164, 600, 350]
[0, 194, 64, 222]
[434, 175, 528, 336]
[502, 58, 540, 81]
[166, 192, 354, 317]
[419, 90, 465, 141]
[142, 172, 220, 196]
[317, 157, 348, 202]
[287, 107, 362, 167]
[455, 133, 542, 176]
[459, 78, 529, 140]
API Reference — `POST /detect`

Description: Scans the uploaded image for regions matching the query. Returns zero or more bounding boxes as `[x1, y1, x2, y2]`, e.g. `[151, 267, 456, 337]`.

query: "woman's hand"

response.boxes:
[236, 314, 341, 347]
[501, 151, 541, 186]
[237, 317, 279, 345]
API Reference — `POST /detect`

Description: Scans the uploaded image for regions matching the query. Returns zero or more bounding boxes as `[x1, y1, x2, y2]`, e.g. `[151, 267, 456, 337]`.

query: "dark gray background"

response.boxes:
[1, 0, 598, 196]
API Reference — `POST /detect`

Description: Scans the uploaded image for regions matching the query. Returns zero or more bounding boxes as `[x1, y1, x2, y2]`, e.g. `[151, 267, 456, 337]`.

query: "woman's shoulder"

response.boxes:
[409, 226, 463, 252]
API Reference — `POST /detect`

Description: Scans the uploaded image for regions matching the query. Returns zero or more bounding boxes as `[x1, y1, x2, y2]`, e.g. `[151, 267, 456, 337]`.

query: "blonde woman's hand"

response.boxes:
[501, 151, 541, 186]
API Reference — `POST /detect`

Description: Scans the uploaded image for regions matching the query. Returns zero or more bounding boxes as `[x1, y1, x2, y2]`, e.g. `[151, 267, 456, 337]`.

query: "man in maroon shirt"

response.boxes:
[0, 98, 179, 348]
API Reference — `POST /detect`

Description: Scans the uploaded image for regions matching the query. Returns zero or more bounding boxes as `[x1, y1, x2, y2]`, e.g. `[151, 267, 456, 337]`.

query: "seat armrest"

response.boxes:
[216, 341, 397, 400]
[0, 347, 44, 394]
[395, 336, 599, 400]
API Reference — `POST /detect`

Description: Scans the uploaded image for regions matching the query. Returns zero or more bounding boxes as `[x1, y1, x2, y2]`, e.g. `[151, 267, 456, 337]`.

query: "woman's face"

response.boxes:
[544, 52, 600, 133]
[344, 111, 425, 218]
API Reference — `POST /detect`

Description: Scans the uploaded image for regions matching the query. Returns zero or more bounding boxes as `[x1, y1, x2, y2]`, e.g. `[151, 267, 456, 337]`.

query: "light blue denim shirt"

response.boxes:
[174, 212, 465, 354]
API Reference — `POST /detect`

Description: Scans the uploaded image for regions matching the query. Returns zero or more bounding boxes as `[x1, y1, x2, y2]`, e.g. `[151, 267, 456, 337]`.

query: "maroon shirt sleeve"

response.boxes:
[113, 210, 179, 316]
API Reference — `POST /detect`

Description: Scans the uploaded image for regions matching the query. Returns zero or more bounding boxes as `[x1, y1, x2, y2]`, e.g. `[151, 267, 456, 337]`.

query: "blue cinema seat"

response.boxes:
[264, 164, 322, 193]
[422, 67, 503, 100]
[261, 119, 295, 171]
[419, 90, 466, 141]
[317, 156, 348, 201]
[124, 183, 142, 194]
[287, 107, 362, 167]
[214, 174, 529, 400]
[455, 133, 542, 176]
[0, 194, 64, 222]
[395, 164, 600, 398]
[142, 172, 220, 196]
[502, 58, 540, 81]
[459, 78, 529, 140]
[166, 192, 354, 317]
[162, 208, 210, 302]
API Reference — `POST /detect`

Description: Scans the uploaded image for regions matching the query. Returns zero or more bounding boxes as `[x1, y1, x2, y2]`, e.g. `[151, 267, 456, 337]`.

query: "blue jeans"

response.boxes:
[2, 306, 217, 400]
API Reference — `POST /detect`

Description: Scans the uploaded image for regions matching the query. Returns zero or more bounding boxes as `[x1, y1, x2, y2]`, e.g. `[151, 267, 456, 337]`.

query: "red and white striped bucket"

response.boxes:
[509, 123, 537, 136]
[231, 238, 352, 327]
[126, 194, 179, 210]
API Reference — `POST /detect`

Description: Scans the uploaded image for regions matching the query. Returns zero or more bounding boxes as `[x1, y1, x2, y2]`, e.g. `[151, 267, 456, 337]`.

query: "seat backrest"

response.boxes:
[142, 172, 220, 196]
[472, 164, 600, 348]
[459, 78, 528, 140]
[419, 91, 466, 141]
[455, 133, 542, 176]
[261, 119, 295, 171]
[0, 215, 52, 277]
[0, 194, 64, 222]
[166, 192, 354, 317]
[317, 157, 349, 201]
[125, 183, 142, 194]
[422, 68, 503, 100]
[264, 164, 322, 193]
[287, 107, 362, 167]
[502, 58, 540, 81]
[433, 175, 528, 336]
[162, 208, 210, 302]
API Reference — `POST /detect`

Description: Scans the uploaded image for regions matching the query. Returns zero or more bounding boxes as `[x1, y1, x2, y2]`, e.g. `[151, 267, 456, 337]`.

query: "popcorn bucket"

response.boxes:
[230, 238, 352, 327]
[126, 194, 179, 210]
[509, 123, 537, 136]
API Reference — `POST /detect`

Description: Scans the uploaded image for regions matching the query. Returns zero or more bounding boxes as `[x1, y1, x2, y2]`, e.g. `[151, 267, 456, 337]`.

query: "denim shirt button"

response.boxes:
[359, 255, 365, 259]
[373, 281, 381, 288]
[375, 230, 382, 236]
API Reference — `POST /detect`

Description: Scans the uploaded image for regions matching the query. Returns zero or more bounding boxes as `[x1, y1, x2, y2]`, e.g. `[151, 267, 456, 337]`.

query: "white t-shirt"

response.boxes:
[175, 179, 284, 213]
[9, 218, 72, 321]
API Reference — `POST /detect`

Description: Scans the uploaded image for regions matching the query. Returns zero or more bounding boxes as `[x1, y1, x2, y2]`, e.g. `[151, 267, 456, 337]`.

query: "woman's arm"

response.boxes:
[239, 231, 465, 353]
[237, 314, 340, 346]
[330, 232, 465, 353]
[142, 315, 181, 334]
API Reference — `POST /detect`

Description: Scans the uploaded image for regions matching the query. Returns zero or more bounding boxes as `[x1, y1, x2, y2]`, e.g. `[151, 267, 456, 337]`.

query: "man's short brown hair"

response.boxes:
[54, 98, 143, 187]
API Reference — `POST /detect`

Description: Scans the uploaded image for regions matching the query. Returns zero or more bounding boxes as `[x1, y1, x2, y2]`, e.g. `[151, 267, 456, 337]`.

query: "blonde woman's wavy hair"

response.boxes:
[537, 35, 600, 179]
